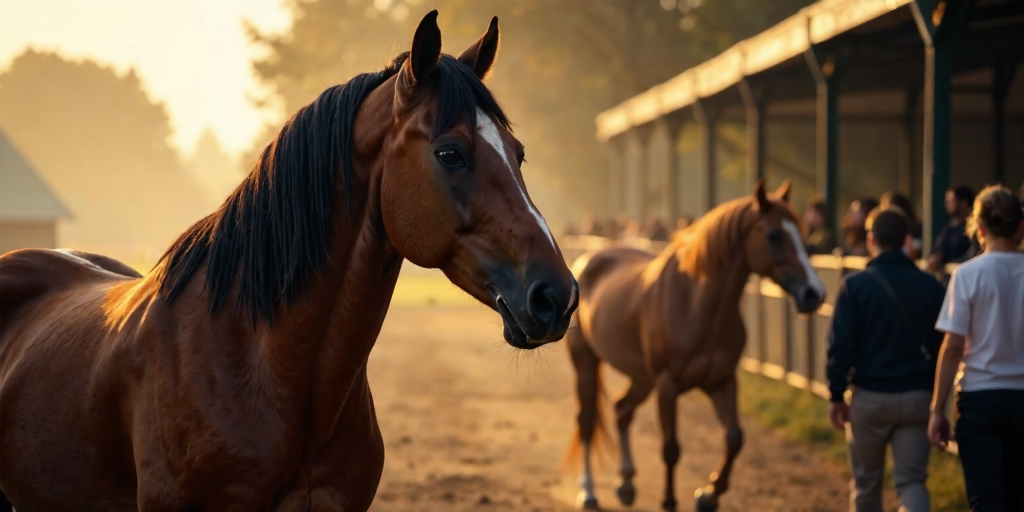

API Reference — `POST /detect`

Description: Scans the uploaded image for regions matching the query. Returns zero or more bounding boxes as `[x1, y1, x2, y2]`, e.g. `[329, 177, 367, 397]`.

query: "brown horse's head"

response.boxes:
[744, 180, 825, 313]
[378, 12, 577, 348]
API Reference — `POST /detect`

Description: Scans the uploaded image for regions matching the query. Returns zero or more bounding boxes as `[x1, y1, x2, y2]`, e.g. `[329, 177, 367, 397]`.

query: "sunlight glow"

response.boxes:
[0, 0, 293, 156]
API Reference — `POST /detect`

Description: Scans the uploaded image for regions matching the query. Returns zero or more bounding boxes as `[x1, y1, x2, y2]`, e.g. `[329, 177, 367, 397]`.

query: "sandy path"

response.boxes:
[367, 305, 850, 512]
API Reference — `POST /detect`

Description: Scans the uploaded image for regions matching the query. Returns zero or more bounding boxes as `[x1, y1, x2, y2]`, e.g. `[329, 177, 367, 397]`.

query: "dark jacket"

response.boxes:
[931, 221, 972, 263]
[826, 250, 946, 401]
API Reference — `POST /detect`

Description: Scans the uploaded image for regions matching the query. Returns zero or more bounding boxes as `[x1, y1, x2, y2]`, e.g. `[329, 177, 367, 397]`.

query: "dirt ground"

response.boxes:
[367, 305, 851, 512]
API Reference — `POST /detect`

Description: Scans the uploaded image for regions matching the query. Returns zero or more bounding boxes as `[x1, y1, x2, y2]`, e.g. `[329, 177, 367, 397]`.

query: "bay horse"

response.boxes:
[0, 11, 577, 511]
[566, 181, 824, 512]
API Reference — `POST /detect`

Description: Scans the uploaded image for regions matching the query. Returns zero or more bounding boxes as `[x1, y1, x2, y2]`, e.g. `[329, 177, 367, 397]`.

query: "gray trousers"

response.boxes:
[846, 388, 932, 512]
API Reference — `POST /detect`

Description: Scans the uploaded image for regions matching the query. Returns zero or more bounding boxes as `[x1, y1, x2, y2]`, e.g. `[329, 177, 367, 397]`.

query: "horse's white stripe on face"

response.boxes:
[781, 220, 825, 295]
[475, 108, 556, 250]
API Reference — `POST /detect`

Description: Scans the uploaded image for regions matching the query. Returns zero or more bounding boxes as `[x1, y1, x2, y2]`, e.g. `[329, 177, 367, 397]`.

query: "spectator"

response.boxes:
[929, 185, 1024, 512]
[614, 212, 632, 240]
[927, 185, 974, 272]
[578, 213, 603, 237]
[827, 207, 946, 512]
[645, 216, 669, 241]
[881, 191, 923, 259]
[674, 216, 692, 232]
[604, 218, 621, 240]
[841, 198, 879, 256]
[803, 198, 835, 255]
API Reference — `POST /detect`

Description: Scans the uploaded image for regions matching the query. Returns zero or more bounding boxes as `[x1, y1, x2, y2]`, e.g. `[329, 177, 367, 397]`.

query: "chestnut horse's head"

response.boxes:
[744, 181, 825, 313]
[379, 12, 577, 348]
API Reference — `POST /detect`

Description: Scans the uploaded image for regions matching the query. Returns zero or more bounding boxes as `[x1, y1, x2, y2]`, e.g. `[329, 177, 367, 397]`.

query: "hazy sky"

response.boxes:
[0, 0, 293, 155]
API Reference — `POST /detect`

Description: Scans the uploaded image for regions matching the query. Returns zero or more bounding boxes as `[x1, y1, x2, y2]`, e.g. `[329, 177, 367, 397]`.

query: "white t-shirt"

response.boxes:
[935, 252, 1024, 391]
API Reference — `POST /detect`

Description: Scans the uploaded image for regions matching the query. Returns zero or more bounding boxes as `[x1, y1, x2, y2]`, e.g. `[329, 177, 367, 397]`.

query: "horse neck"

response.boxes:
[258, 83, 401, 440]
[672, 211, 754, 307]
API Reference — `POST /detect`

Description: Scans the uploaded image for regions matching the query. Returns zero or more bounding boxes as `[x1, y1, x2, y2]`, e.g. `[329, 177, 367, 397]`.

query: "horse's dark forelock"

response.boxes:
[157, 52, 510, 327]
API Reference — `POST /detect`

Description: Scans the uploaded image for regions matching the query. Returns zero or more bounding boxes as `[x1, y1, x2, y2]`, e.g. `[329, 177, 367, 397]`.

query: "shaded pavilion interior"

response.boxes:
[597, 0, 1024, 251]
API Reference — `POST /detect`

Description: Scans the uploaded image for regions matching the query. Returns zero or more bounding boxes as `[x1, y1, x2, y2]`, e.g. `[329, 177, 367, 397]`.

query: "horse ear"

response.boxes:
[754, 180, 772, 212]
[457, 16, 500, 80]
[775, 179, 792, 203]
[405, 10, 442, 87]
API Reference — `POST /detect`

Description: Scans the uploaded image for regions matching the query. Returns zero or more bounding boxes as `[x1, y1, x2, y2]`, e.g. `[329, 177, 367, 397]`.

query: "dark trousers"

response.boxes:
[956, 389, 1024, 512]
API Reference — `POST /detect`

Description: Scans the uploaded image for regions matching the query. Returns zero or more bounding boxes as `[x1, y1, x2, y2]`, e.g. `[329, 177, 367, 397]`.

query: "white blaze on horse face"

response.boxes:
[781, 220, 826, 296]
[475, 108, 556, 250]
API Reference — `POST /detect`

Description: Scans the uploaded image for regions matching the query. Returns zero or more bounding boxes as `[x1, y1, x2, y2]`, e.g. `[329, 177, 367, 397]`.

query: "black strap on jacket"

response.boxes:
[862, 267, 933, 362]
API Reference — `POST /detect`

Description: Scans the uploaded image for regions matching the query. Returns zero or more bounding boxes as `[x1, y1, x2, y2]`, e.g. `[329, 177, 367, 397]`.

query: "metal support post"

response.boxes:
[692, 100, 717, 214]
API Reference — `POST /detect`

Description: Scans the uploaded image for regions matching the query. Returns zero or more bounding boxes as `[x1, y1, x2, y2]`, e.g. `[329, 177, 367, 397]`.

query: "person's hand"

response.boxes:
[927, 253, 943, 272]
[928, 411, 950, 450]
[828, 401, 850, 430]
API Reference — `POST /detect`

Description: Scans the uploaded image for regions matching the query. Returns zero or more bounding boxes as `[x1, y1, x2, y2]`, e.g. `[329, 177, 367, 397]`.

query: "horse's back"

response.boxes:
[0, 248, 139, 339]
[571, 247, 655, 298]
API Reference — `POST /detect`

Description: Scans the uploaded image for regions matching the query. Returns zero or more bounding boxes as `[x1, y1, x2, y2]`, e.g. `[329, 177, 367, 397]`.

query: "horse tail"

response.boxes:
[562, 351, 613, 472]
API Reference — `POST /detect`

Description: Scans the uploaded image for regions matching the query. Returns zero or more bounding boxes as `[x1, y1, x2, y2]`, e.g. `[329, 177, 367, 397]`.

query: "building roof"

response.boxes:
[0, 127, 71, 221]
[595, 0, 916, 141]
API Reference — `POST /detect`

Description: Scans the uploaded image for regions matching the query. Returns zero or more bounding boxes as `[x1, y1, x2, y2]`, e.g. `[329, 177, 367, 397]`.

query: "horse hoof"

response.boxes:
[694, 488, 718, 512]
[660, 498, 677, 512]
[616, 481, 636, 506]
[575, 492, 600, 510]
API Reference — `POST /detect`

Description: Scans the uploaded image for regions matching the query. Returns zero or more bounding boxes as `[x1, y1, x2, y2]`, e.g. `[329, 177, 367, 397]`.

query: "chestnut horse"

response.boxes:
[0, 11, 577, 511]
[566, 181, 824, 512]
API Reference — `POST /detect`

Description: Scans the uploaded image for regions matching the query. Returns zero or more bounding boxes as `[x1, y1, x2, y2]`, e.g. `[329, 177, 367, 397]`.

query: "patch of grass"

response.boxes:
[737, 371, 968, 512]
[390, 267, 475, 307]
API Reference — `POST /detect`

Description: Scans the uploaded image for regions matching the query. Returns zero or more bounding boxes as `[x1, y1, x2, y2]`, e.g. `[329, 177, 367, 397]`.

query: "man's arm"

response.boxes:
[827, 279, 858, 400]
[929, 332, 965, 450]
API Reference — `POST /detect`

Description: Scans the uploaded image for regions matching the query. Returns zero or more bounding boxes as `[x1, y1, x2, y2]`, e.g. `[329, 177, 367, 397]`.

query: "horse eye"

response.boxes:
[767, 231, 783, 245]
[435, 147, 466, 169]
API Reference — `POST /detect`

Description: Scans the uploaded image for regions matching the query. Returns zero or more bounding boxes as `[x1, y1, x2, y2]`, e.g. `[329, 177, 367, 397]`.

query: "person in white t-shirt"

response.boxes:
[930, 185, 1024, 512]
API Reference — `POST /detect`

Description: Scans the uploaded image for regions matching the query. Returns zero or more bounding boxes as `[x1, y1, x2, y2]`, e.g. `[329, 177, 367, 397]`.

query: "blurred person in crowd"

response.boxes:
[929, 185, 1024, 512]
[604, 218, 621, 240]
[881, 191, 923, 259]
[841, 198, 879, 256]
[615, 212, 632, 240]
[578, 213, 604, 237]
[803, 198, 835, 255]
[645, 216, 669, 241]
[927, 185, 974, 272]
[621, 219, 642, 240]
[827, 207, 945, 512]
[675, 216, 692, 232]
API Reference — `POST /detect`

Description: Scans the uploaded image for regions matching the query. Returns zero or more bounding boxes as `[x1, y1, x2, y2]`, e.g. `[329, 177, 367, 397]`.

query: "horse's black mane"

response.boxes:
[157, 53, 510, 327]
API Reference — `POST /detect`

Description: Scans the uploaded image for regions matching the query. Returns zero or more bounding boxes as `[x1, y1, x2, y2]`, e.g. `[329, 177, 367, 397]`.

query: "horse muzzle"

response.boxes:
[493, 276, 578, 349]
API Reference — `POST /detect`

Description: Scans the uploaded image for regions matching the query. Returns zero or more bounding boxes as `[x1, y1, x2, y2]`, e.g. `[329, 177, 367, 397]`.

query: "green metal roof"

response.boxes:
[596, 0, 913, 141]
[0, 128, 71, 221]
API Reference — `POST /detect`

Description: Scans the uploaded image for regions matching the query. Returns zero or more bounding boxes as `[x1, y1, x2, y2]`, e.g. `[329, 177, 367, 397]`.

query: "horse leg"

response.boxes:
[694, 374, 744, 512]
[614, 378, 653, 507]
[656, 372, 680, 512]
[568, 328, 601, 511]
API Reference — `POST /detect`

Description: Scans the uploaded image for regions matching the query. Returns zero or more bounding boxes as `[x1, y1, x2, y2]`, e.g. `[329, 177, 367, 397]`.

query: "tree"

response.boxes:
[186, 128, 243, 205]
[245, 0, 815, 227]
[0, 50, 211, 263]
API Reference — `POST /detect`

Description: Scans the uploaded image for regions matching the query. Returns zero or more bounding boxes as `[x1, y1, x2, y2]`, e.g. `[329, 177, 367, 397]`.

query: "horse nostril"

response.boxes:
[526, 280, 558, 328]
[802, 288, 820, 307]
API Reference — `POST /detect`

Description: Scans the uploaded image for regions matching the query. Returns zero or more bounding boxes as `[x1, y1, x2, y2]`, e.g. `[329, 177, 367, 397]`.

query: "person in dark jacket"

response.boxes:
[827, 207, 946, 512]
[927, 185, 974, 272]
